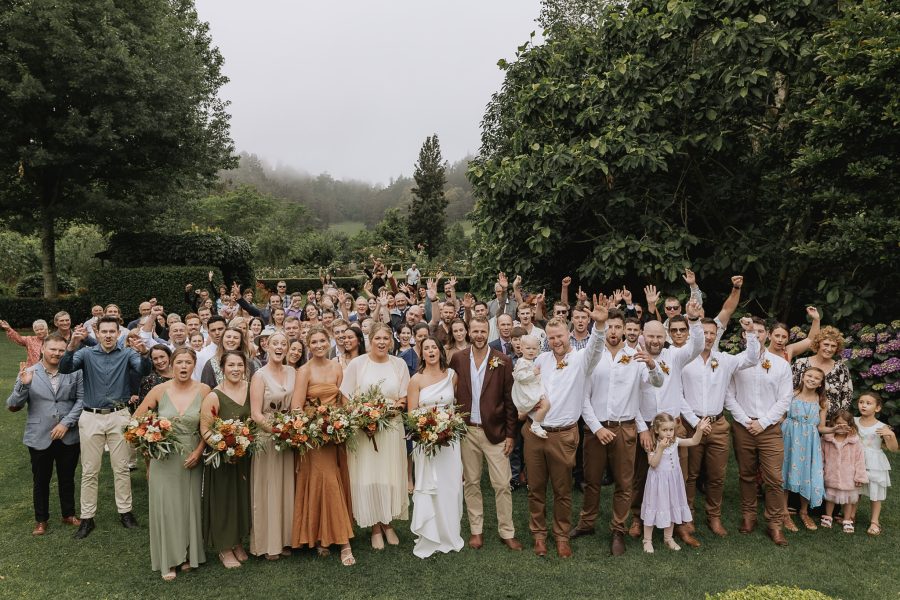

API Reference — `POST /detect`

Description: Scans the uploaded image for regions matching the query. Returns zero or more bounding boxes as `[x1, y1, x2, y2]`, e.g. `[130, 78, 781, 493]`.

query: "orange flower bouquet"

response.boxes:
[203, 417, 259, 468]
[348, 385, 397, 451]
[404, 405, 469, 457]
[123, 412, 183, 460]
[303, 403, 354, 451]
[270, 409, 313, 452]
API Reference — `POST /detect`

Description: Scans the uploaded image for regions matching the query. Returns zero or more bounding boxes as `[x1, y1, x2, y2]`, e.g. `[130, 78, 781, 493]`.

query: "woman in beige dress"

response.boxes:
[248, 331, 295, 559]
[341, 323, 410, 549]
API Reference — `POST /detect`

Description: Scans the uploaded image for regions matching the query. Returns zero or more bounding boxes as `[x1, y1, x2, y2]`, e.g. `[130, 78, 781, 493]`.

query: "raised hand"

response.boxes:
[185, 283, 193, 292]
[561, 276, 572, 287]
[576, 286, 587, 302]
[18, 362, 33, 386]
[71, 325, 88, 344]
[378, 289, 389, 307]
[683, 268, 697, 287]
[132, 339, 148, 355]
[612, 288, 624, 305]
[739, 316, 754, 331]
[731, 275, 744, 289]
[633, 346, 656, 370]
[426, 278, 438, 301]
[512, 274, 522, 289]
[622, 286, 633, 304]
[685, 299, 702, 320]
[208, 270, 214, 282]
[806, 306, 821, 321]
[644, 284, 660, 306]
[590, 294, 609, 324]
[498, 271, 508, 290]
[535, 289, 546, 306]
[0, 319, 10, 331]
[462, 293, 475, 309]
[448, 276, 458, 290]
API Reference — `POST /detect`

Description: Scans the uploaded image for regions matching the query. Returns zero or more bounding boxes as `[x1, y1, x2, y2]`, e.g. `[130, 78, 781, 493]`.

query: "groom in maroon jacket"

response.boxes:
[449, 316, 523, 550]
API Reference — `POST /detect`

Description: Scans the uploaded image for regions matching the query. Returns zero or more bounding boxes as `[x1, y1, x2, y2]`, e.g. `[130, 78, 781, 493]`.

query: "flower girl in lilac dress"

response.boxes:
[641, 413, 710, 553]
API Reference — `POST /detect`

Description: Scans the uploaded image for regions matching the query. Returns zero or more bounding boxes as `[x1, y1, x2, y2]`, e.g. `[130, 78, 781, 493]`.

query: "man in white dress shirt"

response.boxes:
[725, 317, 793, 546]
[572, 310, 663, 556]
[524, 295, 608, 559]
[681, 316, 760, 541]
[192, 316, 226, 380]
[629, 299, 703, 538]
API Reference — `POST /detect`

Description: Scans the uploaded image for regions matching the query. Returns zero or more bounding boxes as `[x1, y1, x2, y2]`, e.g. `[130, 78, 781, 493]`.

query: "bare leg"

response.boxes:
[642, 525, 654, 553]
[532, 397, 550, 424]
[871, 500, 882, 525]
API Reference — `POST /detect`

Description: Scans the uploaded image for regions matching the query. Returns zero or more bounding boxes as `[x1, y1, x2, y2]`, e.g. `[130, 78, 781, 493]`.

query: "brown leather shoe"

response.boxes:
[628, 518, 643, 539]
[533, 538, 547, 557]
[707, 517, 728, 537]
[767, 526, 788, 547]
[500, 537, 523, 551]
[738, 515, 757, 534]
[468, 534, 484, 549]
[610, 532, 626, 556]
[61, 516, 81, 527]
[569, 526, 595, 539]
[676, 525, 701, 548]
[32, 521, 48, 536]
[556, 540, 573, 558]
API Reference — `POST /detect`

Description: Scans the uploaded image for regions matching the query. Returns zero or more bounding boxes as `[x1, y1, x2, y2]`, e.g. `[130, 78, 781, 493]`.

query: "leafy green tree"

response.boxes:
[0, 0, 235, 298]
[468, 0, 899, 323]
[408, 135, 448, 257]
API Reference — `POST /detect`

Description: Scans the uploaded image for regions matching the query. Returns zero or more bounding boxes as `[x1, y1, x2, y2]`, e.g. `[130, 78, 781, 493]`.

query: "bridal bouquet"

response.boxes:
[204, 417, 259, 467]
[303, 403, 354, 450]
[270, 409, 313, 452]
[123, 412, 183, 460]
[404, 405, 469, 457]
[348, 385, 397, 450]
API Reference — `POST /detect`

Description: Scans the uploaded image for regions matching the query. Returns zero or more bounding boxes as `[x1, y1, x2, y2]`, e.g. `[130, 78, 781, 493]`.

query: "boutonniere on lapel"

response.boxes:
[488, 357, 503, 370]
[761, 359, 772, 373]
[618, 354, 631, 365]
[710, 358, 719, 372]
[556, 359, 569, 370]
[659, 361, 670, 375]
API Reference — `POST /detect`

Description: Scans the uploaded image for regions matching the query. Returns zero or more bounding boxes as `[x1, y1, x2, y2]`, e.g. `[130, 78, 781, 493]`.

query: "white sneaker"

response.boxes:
[530, 423, 548, 439]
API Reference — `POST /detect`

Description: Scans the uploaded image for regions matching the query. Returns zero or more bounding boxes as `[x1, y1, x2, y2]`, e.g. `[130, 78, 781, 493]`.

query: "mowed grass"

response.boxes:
[0, 334, 898, 599]
[328, 220, 367, 236]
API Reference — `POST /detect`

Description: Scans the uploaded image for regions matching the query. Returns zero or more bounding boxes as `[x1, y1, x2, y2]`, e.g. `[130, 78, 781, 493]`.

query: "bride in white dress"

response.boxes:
[406, 337, 464, 558]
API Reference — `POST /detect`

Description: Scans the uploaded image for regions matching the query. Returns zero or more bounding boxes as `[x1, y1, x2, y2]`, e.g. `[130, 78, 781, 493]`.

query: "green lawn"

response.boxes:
[0, 334, 897, 599]
[328, 220, 367, 236]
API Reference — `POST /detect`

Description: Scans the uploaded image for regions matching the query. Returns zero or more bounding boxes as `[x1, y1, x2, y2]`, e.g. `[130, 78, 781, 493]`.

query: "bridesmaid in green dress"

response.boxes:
[133, 347, 210, 581]
[201, 351, 252, 569]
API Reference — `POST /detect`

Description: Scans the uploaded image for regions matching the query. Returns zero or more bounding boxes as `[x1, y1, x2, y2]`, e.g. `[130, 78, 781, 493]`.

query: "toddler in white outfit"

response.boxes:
[512, 335, 551, 438]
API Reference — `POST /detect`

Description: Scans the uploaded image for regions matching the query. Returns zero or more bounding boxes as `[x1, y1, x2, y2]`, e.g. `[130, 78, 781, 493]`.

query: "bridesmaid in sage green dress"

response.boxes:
[201, 351, 252, 569]
[133, 347, 210, 581]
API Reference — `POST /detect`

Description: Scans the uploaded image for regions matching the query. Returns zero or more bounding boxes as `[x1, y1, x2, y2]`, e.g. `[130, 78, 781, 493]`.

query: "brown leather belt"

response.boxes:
[601, 419, 636, 428]
[699, 412, 725, 423]
[540, 422, 577, 433]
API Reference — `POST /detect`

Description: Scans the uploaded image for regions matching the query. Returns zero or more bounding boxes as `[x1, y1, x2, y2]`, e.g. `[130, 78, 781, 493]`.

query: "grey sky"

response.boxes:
[194, 0, 542, 185]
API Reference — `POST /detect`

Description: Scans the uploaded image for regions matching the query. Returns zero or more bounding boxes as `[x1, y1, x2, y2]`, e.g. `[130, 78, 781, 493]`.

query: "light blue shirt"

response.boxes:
[59, 344, 150, 409]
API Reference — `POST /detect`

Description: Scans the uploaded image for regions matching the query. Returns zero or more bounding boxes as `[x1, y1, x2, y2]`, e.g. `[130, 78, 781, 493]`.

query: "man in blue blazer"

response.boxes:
[7, 333, 84, 536]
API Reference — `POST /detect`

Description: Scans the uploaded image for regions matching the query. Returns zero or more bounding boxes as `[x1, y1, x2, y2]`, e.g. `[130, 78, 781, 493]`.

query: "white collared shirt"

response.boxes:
[725, 349, 793, 429]
[192, 342, 218, 381]
[469, 349, 488, 424]
[639, 320, 704, 425]
[533, 324, 606, 427]
[583, 345, 663, 434]
[682, 334, 759, 418]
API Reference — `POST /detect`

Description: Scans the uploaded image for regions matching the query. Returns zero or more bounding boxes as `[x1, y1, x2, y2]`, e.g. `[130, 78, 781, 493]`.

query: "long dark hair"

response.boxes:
[344, 326, 366, 357]
[416, 336, 449, 374]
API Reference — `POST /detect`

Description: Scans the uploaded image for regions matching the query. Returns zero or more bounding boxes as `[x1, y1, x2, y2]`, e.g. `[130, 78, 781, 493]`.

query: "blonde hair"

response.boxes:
[811, 325, 845, 354]
[650, 412, 677, 442]
[369, 322, 395, 352]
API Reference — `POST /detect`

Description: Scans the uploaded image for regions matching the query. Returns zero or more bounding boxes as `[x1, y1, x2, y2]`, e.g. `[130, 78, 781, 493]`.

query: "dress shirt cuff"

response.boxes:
[683, 413, 700, 428]
[758, 417, 772, 429]
[636, 420, 648, 434]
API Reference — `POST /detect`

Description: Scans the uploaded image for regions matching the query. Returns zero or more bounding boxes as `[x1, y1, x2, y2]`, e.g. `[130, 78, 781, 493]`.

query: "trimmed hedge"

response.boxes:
[0, 296, 93, 328]
[101, 231, 254, 286]
[707, 586, 835, 600]
[84, 266, 222, 322]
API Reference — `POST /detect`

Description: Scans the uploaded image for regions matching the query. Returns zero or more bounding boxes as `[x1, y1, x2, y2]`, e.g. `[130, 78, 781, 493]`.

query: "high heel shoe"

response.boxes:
[341, 547, 356, 566]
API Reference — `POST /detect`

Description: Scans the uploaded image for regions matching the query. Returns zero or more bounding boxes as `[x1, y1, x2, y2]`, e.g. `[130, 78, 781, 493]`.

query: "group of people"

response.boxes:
[3, 262, 897, 580]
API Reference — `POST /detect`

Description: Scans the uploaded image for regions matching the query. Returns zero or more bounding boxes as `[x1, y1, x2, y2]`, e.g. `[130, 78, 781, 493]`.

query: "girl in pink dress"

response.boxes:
[641, 413, 710, 553]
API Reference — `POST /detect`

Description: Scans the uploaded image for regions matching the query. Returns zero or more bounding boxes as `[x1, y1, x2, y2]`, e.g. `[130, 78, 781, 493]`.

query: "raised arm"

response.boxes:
[582, 294, 609, 374]
[786, 307, 821, 361]
[716, 275, 743, 325]
[643, 285, 662, 322]
[560, 276, 571, 307]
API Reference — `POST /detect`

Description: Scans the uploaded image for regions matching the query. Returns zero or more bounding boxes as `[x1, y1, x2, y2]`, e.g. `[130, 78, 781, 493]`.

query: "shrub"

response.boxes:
[254, 276, 474, 297]
[84, 266, 222, 321]
[15, 273, 77, 298]
[707, 585, 835, 600]
[0, 296, 92, 328]
[101, 230, 253, 286]
[0, 230, 40, 284]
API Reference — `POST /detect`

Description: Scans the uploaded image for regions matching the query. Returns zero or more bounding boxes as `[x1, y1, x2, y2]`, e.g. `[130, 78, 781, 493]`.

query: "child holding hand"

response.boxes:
[641, 413, 711, 552]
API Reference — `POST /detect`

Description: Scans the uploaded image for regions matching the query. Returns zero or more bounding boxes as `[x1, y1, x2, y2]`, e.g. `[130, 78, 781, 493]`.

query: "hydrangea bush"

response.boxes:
[720, 320, 900, 426]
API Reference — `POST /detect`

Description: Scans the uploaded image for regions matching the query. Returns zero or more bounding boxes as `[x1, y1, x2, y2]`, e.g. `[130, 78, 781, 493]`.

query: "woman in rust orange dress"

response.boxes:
[289, 326, 355, 566]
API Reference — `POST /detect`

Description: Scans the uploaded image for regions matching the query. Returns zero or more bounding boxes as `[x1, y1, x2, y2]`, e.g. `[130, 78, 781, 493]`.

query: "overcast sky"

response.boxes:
[194, 1, 542, 184]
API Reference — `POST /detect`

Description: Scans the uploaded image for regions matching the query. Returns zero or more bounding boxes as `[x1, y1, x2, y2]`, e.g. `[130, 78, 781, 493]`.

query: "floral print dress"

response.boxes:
[792, 357, 852, 418]
[782, 396, 825, 507]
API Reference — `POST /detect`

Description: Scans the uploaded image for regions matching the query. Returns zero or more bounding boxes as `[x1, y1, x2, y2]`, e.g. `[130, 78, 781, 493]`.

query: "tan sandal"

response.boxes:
[340, 547, 356, 566]
[783, 515, 799, 532]
[799, 513, 817, 531]
[161, 569, 176, 581]
[867, 522, 881, 536]
[316, 546, 331, 558]
[219, 551, 241, 569]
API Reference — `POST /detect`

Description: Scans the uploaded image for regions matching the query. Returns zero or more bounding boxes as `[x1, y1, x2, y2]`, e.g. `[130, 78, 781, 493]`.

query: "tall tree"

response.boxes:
[468, 0, 899, 324]
[0, 0, 235, 298]
[408, 134, 448, 257]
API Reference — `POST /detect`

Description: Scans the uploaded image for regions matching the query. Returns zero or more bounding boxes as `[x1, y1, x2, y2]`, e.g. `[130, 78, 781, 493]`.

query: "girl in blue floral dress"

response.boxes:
[781, 366, 830, 531]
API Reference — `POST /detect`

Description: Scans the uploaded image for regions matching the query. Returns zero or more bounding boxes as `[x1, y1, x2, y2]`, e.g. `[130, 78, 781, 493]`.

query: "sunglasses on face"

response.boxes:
[554, 310, 569, 316]
[670, 327, 688, 334]
[665, 306, 680, 312]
